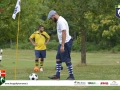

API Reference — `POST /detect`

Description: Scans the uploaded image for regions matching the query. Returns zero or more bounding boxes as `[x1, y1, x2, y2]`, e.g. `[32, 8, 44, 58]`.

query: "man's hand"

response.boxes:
[44, 42, 48, 45]
[33, 43, 37, 46]
[45, 38, 50, 45]
[60, 46, 65, 52]
[29, 38, 37, 46]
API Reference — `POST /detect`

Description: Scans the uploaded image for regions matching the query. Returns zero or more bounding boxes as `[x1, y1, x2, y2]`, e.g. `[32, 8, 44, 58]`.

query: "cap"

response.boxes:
[47, 10, 57, 19]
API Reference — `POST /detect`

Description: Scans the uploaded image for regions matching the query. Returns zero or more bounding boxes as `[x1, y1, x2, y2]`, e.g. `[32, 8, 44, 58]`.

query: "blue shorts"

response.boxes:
[35, 50, 46, 58]
[56, 39, 73, 62]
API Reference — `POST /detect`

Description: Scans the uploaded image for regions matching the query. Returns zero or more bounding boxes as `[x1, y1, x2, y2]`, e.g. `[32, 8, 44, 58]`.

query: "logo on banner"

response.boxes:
[74, 81, 86, 85]
[100, 82, 108, 85]
[0, 70, 6, 85]
[88, 82, 96, 84]
[110, 81, 118, 86]
[115, 5, 120, 18]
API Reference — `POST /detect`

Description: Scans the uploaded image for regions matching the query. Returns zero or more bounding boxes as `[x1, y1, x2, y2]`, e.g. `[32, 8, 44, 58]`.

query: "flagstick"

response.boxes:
[15, 12, 20, 80]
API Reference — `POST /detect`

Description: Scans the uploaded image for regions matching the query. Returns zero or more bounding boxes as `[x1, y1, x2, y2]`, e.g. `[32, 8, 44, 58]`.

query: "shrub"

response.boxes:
[72, 40, 81, 51]
[111, 45, 120, 52]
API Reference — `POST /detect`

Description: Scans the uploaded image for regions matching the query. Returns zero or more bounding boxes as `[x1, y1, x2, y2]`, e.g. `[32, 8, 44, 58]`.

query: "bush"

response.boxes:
[10, 40, 58, 50]
[2, 40, 120, 52]
[10, 40, 81, 51]
[0, 44, 10, 48]
[46, 40, 58, 50]
[11, 42, 34, 49]
[86, 42, 100, 51]
[111, 45, 120, 52]
[72, 40, 81, 51]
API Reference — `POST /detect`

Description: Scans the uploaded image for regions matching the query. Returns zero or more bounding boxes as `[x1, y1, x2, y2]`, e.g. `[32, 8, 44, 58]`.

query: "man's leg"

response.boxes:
[48, 44, 61, 80]
[64, 39, 74, 80]
[48, 59, 61, 80]
[40, 50, 46, 71]
[55, 60, 62, 78]
[66, 61, 74, 80]
[40, 58, 44, 68]
[55, 65, 63, 70]
[40, 58, 44, 71]
[35, 50, 40, 67]
[35, 58, 39, 66]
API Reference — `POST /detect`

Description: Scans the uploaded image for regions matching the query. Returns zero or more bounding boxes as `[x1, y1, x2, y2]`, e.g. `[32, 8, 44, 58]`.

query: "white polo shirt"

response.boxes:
[57, 16, 71, 44]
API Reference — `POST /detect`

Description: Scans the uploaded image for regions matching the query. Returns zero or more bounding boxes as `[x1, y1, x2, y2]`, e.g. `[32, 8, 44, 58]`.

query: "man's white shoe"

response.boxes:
[40, 68, 43, 72]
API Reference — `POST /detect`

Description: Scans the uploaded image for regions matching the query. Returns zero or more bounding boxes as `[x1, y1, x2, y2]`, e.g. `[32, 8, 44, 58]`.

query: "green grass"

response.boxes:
[0, 49, 120, 90]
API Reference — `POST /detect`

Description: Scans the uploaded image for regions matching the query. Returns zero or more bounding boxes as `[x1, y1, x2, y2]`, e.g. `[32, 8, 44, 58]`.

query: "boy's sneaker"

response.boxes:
[48, 75, 60, 80]
[66, 76, 75, 80]
[40, 67, 43, 72]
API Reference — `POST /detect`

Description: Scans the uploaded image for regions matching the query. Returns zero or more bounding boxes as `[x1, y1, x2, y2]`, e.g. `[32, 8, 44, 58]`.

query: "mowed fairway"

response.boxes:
[0, 49, 120, 90]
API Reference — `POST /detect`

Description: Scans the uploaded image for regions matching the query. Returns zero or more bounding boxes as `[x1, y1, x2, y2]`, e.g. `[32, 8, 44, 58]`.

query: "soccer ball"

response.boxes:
[29, 73, 38, 80]
[34, 66, 40, 72]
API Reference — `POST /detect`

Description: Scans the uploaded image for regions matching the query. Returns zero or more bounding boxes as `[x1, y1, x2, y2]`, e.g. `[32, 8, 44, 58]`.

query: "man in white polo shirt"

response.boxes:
[47, 10, 75, 80]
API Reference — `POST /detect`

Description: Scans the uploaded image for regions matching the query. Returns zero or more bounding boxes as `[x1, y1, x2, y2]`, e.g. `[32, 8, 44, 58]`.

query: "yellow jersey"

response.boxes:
[30, 31, 50, 50]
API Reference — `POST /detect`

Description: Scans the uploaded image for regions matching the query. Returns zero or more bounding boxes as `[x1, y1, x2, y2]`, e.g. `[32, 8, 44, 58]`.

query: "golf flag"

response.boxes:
[0, 70, 6, 77]
[12, 0, 21, 19]
[115, 5, 120, 18]
[115, 5, 120, 8]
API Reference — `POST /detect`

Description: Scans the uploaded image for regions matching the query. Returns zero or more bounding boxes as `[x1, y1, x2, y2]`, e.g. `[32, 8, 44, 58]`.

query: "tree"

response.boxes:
[42, 0, 120, 64]
[1, 0, 120, 55]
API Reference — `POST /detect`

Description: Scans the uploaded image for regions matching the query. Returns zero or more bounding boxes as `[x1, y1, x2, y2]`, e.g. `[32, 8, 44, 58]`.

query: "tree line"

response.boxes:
[0, 0, 120, 63]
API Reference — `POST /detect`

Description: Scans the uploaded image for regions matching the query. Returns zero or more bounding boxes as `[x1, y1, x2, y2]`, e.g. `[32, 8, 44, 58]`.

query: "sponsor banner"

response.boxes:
[1, 80, 120, 86]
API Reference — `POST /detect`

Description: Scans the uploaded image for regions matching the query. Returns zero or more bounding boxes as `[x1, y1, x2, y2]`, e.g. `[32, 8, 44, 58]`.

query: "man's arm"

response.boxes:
[45, 37, 50, 45]
[61, 30, 66, 47]
[29, 38, 37, 46]
[60, 30, 66, 52]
